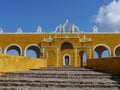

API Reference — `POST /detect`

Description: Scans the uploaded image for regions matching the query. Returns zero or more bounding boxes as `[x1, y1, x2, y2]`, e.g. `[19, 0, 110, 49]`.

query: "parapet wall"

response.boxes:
[87, 57, 120, 73]
[0, 54, 47, 73]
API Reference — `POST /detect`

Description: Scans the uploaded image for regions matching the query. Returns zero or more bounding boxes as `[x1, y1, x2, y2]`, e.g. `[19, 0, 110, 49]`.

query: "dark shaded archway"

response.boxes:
[114, 45, 120, 56]
[25, 44, 40, 58]
[61, 42, 73, 51]
[5, 44, 22, 56]
[94, 44, 110, 58]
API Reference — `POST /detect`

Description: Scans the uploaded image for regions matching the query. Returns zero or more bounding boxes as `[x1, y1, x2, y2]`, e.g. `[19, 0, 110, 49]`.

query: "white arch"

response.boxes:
[63, 54, 71, 66]
[24, 44, 40, 57]
[93, 44, 111, 56]
[113, 44, 120, 56]
[4, 44, 22, 56]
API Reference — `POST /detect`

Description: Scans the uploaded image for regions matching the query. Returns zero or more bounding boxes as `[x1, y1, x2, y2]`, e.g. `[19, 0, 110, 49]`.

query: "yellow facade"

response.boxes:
[0, 20, 120, 68]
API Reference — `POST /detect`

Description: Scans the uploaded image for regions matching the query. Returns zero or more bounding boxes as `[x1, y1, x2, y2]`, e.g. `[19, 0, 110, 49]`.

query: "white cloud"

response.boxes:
[95, 0, 120, 32]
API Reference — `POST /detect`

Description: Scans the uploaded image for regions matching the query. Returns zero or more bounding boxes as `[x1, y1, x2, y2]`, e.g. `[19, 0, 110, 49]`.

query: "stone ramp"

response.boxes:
[0, 67, 120, 90]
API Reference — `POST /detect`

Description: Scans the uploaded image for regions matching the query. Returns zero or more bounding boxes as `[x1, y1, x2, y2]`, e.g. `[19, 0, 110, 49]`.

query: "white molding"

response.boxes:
[63, 54, 71, 66]
[4, 44, 22, 56]
[93, 44, 111, 56]
[41, 46, 92, 49]
[24, 44, 40, 57]
[1, 32, 120, 34]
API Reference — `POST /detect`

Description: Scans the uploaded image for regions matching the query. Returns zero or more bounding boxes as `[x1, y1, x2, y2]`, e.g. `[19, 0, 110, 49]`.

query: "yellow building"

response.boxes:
[0, 20, 120, 67]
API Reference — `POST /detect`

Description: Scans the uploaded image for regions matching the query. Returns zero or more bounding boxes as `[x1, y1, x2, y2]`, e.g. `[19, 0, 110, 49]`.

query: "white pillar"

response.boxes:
[89, 48, 92, 59]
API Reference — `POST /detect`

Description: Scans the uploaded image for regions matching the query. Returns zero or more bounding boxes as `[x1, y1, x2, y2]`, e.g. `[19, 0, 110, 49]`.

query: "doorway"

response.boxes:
[63, 54, 70, 66]
[79, 51, 87, 66]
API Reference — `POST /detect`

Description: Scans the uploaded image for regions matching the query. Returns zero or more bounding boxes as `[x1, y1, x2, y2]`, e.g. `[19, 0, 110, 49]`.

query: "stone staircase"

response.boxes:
[0, 67, 119, 90]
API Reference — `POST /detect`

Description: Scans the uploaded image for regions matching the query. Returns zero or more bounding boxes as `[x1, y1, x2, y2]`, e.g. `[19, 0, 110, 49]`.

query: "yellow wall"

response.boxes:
[0, 54, 47, 73]
[0, 33, 120, 68]
[87, 57, 120, 73]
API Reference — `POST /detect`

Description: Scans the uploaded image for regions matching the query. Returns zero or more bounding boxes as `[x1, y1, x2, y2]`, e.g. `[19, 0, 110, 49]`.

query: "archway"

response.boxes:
[24, 44, 40, 58]
[63, 54, 70, 66]
[61, 42, 73, 51]
[94, 44, 111, 58]
[79, 51, 87, 66]
[114, 45, 120, 56]
[4, 44, 22, 56]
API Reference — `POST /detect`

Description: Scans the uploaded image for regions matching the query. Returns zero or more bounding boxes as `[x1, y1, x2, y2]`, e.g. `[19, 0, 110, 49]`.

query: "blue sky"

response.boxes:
[0, 0, 115, 33]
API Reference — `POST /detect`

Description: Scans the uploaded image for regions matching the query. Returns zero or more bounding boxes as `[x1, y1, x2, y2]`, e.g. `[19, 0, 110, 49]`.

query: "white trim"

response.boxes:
[24, 44, 40, 57]
[93, 44, 111, 56]
[1, 32, 120, 34]
[113, 44, 120, 56]
[4, 44, 22, 56]
[63, 54, 71, 66]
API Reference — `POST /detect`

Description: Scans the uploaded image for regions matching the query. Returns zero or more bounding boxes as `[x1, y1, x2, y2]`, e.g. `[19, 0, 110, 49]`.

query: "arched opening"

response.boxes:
[47, 50, 56, 66]
[114, 45, 120, 56]
[79, 51, 87, 67]
[25, 44, 40, 58]
[4, 44, 22, 56]
[94, 44, 110, 58]
[61, 42, 73, 51]
[63, 54, 70, 66]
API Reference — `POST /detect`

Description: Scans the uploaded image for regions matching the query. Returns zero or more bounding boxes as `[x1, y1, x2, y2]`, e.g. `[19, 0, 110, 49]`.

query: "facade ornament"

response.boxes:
[93, 25, 98, 33]
[43, 35, 54, 43]
[37, 26, 42, 33]
[61, 26, 64, 33]
[80, 35, 92, 42]
[17, 28, 22, 33]
[54, 19, 80, 33]
[0, 28, 3, 33]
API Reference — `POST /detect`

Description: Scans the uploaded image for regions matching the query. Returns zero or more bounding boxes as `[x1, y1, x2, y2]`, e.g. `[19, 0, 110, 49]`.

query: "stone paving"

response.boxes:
[0, 67, 119, 90]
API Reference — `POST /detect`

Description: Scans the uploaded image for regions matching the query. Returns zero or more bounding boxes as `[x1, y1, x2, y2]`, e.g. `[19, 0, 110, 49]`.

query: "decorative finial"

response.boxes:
[83, 35, 86, 39]
[17, 27, 22, 33]
[114, 27, 119, 33]
[37, 26, 42, 33]
[66, 19, 69, 23]
[93, 25, 98, 33]
[48, 35, 51, 39]
[0, 28, 3, 33]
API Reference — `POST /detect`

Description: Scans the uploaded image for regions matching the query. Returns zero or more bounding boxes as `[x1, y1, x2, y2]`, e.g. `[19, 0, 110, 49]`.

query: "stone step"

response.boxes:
[0, 81, 119, 88]
[30, 67, 93, 71]
[2, 75, 115, 80]
[0, 78, 117, 84]
[0, 67, 119, 89]
[0, 87, 119, 90]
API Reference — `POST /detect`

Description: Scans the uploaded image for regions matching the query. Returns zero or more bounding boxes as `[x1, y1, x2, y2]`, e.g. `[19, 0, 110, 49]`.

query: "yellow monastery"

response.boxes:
[0, 20, 120, 69]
